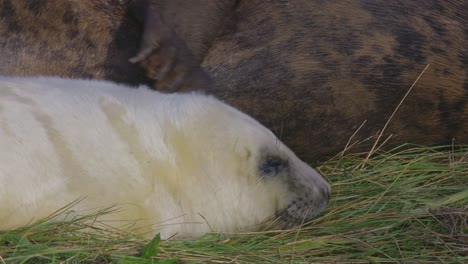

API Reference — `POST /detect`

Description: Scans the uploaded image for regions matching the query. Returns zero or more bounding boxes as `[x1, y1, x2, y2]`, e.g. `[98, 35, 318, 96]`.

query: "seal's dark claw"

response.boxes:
[129, 47, 156, 63]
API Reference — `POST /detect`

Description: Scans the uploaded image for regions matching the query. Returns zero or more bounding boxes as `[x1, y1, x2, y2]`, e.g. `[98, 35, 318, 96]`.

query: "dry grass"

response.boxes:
[1, 144, 467, 263]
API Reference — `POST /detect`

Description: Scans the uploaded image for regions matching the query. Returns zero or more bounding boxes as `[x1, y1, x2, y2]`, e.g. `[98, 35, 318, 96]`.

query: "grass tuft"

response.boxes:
[1, 145, 467, 263]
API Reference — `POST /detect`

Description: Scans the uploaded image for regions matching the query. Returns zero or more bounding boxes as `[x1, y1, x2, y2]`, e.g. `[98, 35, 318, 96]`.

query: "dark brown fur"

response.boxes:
[201, 0, 468, 160]
[0, 0, 467, 161]
[0, 0, 147, 85]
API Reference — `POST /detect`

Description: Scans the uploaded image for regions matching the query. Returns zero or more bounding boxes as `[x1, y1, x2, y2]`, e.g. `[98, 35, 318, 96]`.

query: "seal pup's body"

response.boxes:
[0, 76, 330, 238]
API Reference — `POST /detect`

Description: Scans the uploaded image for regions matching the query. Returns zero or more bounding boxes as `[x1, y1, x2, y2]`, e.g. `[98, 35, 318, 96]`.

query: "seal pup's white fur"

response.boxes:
[0, 76, 330, 238]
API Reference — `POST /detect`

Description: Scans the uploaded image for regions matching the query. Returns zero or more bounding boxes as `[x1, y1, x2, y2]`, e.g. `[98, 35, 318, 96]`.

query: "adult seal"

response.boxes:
[0, 76, 331, 239]
[0, 0, 467, 161]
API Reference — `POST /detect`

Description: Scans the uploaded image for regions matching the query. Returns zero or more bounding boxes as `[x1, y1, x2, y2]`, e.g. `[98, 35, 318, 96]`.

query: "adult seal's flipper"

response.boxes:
[129, 0, 235, 92]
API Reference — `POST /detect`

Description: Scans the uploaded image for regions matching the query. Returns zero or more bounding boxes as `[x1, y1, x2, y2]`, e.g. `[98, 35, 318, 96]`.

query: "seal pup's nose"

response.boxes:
[320, 181, 331, 203]
[307, 166, 331, 200]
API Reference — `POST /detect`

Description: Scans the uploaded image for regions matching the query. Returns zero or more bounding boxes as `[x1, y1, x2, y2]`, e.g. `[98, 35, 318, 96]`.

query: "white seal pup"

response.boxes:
[0, 76, 331, 238]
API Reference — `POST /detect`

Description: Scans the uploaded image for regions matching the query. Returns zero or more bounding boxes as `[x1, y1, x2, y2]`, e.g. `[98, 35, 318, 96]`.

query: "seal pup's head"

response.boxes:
[151, 93, 331, 237]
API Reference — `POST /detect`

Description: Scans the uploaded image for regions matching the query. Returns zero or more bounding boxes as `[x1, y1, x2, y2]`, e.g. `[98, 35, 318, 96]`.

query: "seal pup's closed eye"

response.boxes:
[0, 76, 330, 239]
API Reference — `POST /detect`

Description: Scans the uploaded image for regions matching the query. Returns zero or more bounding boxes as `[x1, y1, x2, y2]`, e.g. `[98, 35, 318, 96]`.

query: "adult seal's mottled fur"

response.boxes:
[0, 0, 467, 161]
[0, 76, 330, 238]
